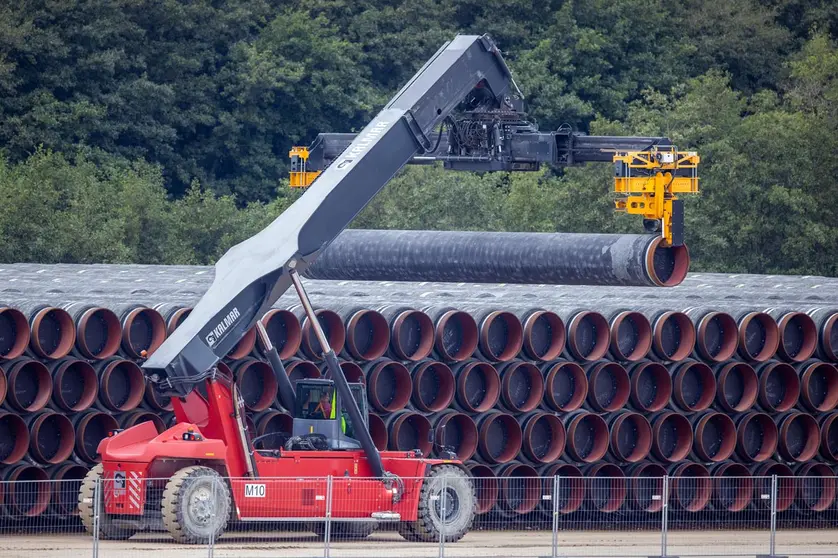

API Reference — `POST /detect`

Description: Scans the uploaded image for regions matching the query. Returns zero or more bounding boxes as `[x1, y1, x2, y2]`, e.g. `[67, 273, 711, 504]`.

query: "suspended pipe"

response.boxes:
[116, 304, 166, 358]
[433, 411, 478, 461]
[2, 358, 52, 413]
[377, 305, 435, 362]
[750, 461, 795, 512]
[47, 462, 89, 517]
[2, 465, 50, 518]
[476, 411, 523, 465]
[562, 411, 609, 463]
[367, 413, 388, 451]
[465, 462, 499, 515]
[60, 303, 122, 360]
[649, 411, 693, 463]
[423, 306, 478, 362]
[119, 410, 166, 434]
[232, 358, 278, 412]
[796, 360, 838, 413]
[492, 461, 541, 516]
[0, 306, 29, 360]
[385, 410, 433, 455]
[793, 462, 836, 512]
[756, 361, 800, 413]
[517, 411, 566, 465]
[498, 360, 544, 413]
[713, 361, 758, 413]
[363, 359, 412, 413]
[691, 411, 737, 462]
[607, 411, 652, 463]
[584, 361, 630, 412]
[670, 359, 716, 412]
[538, 463, 584, 515]
[710, 462, 753, 512]
[608, 310, 652, 362]
[74, 411, 119, 464]
[541, 361, 587, 412]
[819, 412, 838, 462]
[94, 358, 144, 413]
[626, 462, 667, 513]
[0, 411, 29, 464]
[302, 230, 690, 287]
[668, 462, 712, 512]
[48, 358, 98, 413]
[776, 411, 820, 462]
[583, 463, 627, 513]
[452, 360, 500, 413]
[734, 412, 779, 463]
[259, 308, 303, 359]
[628, 361, 671, 413]
[518, 309, 565, 362]
[410, 360, 455, 412]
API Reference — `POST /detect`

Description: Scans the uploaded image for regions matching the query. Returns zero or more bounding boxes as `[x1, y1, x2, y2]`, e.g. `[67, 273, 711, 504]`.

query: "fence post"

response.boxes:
[207, 478, 216, 558]
[660, 475, 669, 558]
[551, 475, 560, 558]
[92, 476, 101, 558]
[758, 475, 788, 558]
[438, 474, 447, 558]
[324, 475, 333, 558]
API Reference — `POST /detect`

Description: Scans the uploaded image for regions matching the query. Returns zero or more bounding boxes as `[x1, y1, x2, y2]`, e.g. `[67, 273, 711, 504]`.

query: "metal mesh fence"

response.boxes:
[2, 474, 838, 558]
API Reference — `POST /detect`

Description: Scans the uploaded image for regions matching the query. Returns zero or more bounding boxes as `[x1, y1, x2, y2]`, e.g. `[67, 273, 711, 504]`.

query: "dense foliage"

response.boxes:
[1, 0, 837, 275]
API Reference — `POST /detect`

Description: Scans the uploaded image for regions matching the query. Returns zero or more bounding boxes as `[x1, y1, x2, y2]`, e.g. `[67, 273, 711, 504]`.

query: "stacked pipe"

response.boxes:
[0, 235, 838, 523]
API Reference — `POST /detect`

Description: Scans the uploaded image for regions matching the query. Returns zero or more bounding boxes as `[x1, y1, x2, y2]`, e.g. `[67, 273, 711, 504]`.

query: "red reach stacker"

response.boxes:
[78, 33, 696, 544]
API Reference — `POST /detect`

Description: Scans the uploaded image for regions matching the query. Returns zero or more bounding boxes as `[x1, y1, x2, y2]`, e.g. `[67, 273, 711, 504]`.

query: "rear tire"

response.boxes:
[78, 464, 138, 540]
[403, 464, 475, 542]
[161, 466, 230, 544]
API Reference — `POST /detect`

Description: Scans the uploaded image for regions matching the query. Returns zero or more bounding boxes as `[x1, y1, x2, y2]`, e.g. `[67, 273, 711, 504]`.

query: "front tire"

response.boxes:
[161, 466, 230, 544]
[403, 464, 475, 542]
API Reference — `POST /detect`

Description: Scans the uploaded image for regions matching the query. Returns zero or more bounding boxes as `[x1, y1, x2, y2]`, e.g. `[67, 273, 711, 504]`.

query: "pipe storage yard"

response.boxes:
[1, 235, 838, 528]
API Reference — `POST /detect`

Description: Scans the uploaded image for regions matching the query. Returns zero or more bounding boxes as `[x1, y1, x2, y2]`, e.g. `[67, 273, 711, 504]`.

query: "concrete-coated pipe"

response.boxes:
[367, 413, 388, 451]
[628, 361, 671, 413]
[563, 410, 609, 463]
[377, 305, 435, 362]
[60, 303, 122, 360]
[47, 462, 89, 517]
[363, 359, 412, 413]
[423, 306, 478, 362]
[152, 303, 192, 336]
[607, 411, 652, 463]
[0, 411, 29, 464]
[254, 410, 293, 450]
[562, 310, 610, 362]
[48, 358, 98, 412]
[498, 360, 544, 413]
[756, 361, 800, 413]
[710, 462, 753, 512]
[650, 411, 693, 463]
[226, 326, 256, 359]
[734, 311, 780, 362]
[259, 308, 302, 359]
[519, 310, 565, 362]
[330, 306, 390, 361]
[626, 462, 667, 512]
[2, 465, 50, 518]
[541, 361, 587, 412]
[609, 310, 652, 362]
[433, 411, 478, 461]
[94, 358, 144, 412]
[492, 461, 541, 516]
[804, 307, 838, 362]
[117, 304, 166, 358]
[683, 309, 738, 363]
[776, 411, 820, 462]
[2, 358, 52, 413]
[295, 307, 346, 361]
[670, 359, 716, 412]
[796, 360, 838, 412]
[73, 410, 119, 464]
[517, 411, 565, 464]
[819, 412, 838, 462]
[303, 230, 690, 287]
[410, 360, 455, 412]
[465, 462, 499, 515]
[13, 303, 76, 359]
[691, 411, 736, 462]
[25, 410, 74, 464]
[287, 358, 322, 389]
[477, 411, 523, 465]
[385, 410, 432, 455]
[0, 306, 30, 360]
[538, 463, 584, 514]
[668, 462, 712, 512]
[452, 360, 500, 413]
[119, 410, 166, 434]
[584, 360, 630, 412]
[771, 310, 818, 363]
[734, 412, 779, 463]
[750, 461, 795, 512]
[713, 362, 758, 413]
[650, 311, 696, 361]
[232, 358, 277, 412]
[793, 462, 836, 512]
[143, 380, 173, 412]
[583, 462, 626, 513]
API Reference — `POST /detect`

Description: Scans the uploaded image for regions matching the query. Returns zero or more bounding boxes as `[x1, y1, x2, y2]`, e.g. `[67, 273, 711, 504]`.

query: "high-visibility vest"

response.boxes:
[329, 391, 346, 433]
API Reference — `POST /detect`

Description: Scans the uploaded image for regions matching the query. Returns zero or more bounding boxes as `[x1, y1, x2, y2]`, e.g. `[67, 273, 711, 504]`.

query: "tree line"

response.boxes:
[1, 0, 836, 275]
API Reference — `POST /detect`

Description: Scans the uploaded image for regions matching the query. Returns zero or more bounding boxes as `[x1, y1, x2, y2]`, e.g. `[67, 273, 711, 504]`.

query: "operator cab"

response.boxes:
[289, 378, 368, 450]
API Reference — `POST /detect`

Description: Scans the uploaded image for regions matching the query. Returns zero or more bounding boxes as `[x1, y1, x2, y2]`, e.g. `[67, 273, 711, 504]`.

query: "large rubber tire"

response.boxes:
[310, 520, 376, 540]
[161, 466, 231, 544]
[403, 464, 475, 543]
[78, 464, 138, 540]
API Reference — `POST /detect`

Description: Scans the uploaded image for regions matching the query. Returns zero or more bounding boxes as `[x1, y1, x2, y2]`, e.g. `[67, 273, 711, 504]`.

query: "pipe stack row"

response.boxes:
[0, 263, 837, 525]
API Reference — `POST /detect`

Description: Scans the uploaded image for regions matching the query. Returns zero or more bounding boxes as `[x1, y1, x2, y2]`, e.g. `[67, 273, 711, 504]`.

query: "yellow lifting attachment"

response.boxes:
[289, 146, 321, 188]
[613, 147, 700, 247]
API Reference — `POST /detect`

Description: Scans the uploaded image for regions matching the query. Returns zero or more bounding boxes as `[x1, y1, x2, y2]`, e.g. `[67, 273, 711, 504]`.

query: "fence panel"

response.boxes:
[774, 475, 838, 557]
